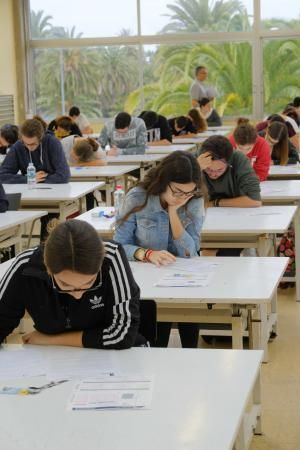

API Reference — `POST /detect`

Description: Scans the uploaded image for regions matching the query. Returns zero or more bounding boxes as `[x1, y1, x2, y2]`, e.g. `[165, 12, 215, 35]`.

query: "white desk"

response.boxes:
[174, 130, 229, 146]
[202, 205, 297, 256]
[130, 257, 288, 361]
[145, 143, 196, 154]
[0, 211, 47, 253]
[261, 180, 300, 300]
[76, 207, 116, 236]
[0, 345, 263, 450]
[207, 125, 233, 132]
[3, 182, 104, 220]
[70, 166, 139, 205]
[268, 164, 300, 179]
[106, 154, 164, 181]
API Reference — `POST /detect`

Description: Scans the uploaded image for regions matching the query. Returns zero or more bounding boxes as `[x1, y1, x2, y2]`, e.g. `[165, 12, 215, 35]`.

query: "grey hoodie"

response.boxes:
[99, 116, 147, 155]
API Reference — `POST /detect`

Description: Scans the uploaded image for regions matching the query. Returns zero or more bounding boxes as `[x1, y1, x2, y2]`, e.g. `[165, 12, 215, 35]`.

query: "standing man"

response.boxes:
[190, 66, 217, 108]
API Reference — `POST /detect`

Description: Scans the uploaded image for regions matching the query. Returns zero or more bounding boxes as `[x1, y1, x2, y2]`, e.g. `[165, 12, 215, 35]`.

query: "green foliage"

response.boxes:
[30, 4, 300, 121]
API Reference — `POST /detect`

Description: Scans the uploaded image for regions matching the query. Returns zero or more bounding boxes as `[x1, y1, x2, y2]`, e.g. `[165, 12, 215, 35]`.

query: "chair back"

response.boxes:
[6, 193, 21, 211]
[139, 299, 157, 346]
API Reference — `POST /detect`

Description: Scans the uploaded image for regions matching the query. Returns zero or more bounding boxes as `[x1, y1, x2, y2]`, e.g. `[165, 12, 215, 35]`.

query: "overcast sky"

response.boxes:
[30, 0, 300, 38]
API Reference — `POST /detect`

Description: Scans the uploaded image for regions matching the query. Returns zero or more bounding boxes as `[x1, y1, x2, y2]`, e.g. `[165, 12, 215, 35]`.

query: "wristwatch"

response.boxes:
[134, 247, 148, 261]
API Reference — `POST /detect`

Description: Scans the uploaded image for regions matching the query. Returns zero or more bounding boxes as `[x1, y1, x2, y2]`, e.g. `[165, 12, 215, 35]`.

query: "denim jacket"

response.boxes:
[114, 186, 204, 260]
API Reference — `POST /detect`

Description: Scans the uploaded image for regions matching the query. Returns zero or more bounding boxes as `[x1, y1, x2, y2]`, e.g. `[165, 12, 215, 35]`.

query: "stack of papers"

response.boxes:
[68, 374, 154, 410]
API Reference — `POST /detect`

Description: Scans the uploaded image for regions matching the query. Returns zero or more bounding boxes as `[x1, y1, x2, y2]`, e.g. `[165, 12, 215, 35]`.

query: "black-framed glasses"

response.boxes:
[51, 272, 102, 294]
[168, 183, 200, 198]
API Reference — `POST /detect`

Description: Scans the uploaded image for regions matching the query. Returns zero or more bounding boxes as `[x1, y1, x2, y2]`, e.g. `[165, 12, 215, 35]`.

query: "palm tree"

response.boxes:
[97, 46, 140, 116]
[161, 0, 251, 33]
[30, 10, 53, 38]
[263, 39, 300, 114]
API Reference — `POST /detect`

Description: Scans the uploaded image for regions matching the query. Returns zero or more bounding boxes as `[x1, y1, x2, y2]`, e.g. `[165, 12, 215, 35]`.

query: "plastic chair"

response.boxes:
[6, 193, 21, 211]
[138, 299, 157, 346]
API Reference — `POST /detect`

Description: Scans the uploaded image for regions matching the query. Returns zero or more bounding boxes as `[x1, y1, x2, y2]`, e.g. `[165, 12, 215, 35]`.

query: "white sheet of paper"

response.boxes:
[47, 351, 120, 381]
[68, 375, 154, 410]
[155, 272, 213, 287]
[166, 259, 219, 274]
[0, 347, 45, 378]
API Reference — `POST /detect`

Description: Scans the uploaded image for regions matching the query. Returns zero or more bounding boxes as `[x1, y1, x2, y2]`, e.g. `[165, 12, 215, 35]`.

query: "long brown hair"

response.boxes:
[267, 121, 289, 165]
[187, 108, 207, 132]
[118, 151, 203, 225]
[233, 117, 257, 145]
[44, 220, 105, 274]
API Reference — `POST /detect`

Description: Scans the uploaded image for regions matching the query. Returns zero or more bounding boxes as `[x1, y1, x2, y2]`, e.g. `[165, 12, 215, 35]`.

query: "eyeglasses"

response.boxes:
[168, 183, 200, 198]
[51, 272, 102, 294]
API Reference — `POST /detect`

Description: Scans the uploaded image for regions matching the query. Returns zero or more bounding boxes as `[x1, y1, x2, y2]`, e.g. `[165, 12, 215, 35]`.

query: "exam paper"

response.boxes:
[155, 272, 213, 287]
[46, 350, 120, 381]
[68, 375, 154, 410]
[167, 258, 219, 274]
[0, 347, 45, 378]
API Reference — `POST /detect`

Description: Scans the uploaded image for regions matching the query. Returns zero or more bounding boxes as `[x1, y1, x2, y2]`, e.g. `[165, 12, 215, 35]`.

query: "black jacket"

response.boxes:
[0, 242, 140, 349]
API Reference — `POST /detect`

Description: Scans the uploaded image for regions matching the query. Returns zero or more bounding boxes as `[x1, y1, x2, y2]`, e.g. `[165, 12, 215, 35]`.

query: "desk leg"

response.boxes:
[232, 306, 243, 349]
[234, 367, 262, 450]
[257, 234, 273, 257]
[293, 205, 300, 301]
[140, 164, 145, 181]
[105, 178, 113, 206]
[252, 303, 269, 363]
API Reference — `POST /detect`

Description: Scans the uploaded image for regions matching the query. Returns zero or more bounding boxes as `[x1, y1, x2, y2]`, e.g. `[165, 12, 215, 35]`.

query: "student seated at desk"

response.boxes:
[0, 183, 8, 212]
[168, 116, 197, 138]
[0, 220, 142, 349]
[199, 98, 222, 127]
[0, 119, 70, 240]
[99, 112, 147, 156]
[187, 108, 208, 133]
[229, 118, 271, 181]
[139, 110, 172, 145]
[0, 124, 19, 155]
[114, 151, 204, 348]
[69, 106, 93, 135]
[48, 115, 82, 139]
[0, 118, 70, 184]
[260, 121, 299, 165]
[197, 135, 261, 256]
[62, 135, 106, 166]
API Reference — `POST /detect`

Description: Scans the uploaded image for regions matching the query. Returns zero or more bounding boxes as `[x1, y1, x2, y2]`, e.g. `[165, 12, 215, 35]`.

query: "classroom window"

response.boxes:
[29, 0, 138, 39]
[31, 45, 141, 121]
[140, 0, 254, 35]
[263, 38, 300, 116]
[261, 0, 300, 31]
[124, 42, 252, 119]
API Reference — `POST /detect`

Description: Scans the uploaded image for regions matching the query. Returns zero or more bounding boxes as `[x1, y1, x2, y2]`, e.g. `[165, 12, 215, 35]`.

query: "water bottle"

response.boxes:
[27, 162, 36, 189]
[113, 185, 125, 216]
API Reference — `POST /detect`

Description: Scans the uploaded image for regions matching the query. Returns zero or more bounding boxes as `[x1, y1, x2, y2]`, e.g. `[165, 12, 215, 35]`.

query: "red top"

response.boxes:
[229, 135, 271, 181]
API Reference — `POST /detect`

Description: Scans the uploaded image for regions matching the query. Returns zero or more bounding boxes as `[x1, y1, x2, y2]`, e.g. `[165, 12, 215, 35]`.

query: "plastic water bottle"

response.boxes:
[27, 162, 36, 189]
[113, 185, 125, 215]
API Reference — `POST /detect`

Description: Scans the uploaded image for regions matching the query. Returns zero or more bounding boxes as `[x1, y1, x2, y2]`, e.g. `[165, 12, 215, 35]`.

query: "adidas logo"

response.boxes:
[89, 295, 104, 309]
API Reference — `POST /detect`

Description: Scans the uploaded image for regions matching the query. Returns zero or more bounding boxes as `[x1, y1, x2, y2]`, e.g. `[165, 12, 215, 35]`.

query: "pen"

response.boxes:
[34, 187, 52, 190]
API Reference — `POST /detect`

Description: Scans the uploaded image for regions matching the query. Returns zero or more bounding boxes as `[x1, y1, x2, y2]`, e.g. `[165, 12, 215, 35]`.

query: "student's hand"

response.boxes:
[36, 171, 48, 183]
[147, 250, 176, 266]
[197, 152, 212, 171]
[22, 330, 53, 345]
[168, 196, 191, 213]
[107, 146, 119, 156]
